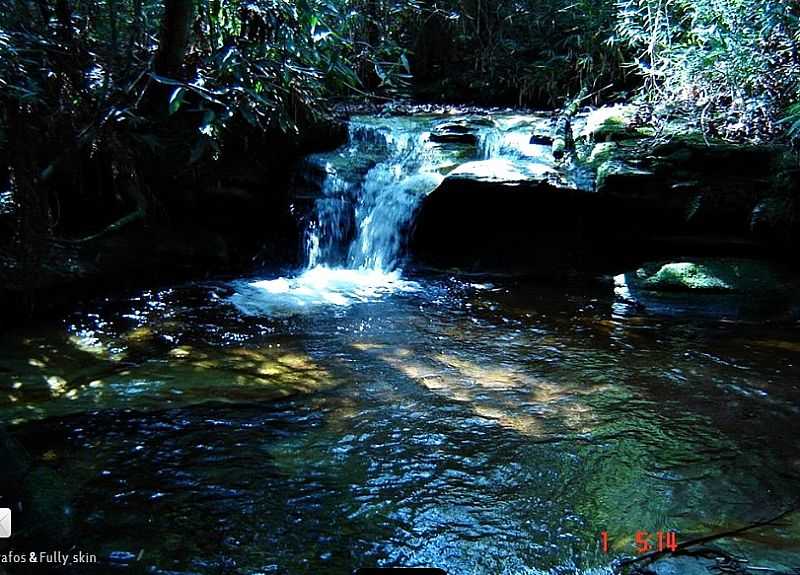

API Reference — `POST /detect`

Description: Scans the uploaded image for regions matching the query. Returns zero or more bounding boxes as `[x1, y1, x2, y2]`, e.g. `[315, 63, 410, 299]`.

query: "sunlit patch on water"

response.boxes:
[2, 273, 800, 574]
[229, 265, 420, 315]
[3, 111, 800, 574]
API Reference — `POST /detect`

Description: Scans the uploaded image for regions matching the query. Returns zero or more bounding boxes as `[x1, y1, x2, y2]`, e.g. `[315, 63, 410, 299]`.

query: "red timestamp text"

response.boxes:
[600, 530, 678, 554]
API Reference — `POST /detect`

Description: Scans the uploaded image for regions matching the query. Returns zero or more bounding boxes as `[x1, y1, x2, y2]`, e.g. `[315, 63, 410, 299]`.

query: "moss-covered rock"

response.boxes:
[586, 142, 618, 167]
[580, 105, 648, 143]
[595, 159, 660, 197]
[632, 259, 789, 293]
[640, 262, 732, 291]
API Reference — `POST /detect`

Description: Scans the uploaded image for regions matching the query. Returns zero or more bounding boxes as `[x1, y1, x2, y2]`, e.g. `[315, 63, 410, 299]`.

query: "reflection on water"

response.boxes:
[1, 273, 800, 574]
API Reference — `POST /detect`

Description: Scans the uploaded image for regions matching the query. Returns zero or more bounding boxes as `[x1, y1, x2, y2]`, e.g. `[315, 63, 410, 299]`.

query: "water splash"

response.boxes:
[305, 119, 448, 272]
[230, 266, 419, 315]
[478, 116, 553, 160]
[307, 115, 556, 273]
[233, 113, 555, 313]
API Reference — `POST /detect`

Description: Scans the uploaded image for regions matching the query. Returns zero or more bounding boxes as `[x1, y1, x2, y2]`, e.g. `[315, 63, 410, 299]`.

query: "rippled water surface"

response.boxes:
[3, 113, 800, 574]
[2, 272, 800, 574]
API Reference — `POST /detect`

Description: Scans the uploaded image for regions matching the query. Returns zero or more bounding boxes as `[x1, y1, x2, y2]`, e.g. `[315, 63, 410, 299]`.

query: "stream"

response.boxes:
[1, 114, 799, 575]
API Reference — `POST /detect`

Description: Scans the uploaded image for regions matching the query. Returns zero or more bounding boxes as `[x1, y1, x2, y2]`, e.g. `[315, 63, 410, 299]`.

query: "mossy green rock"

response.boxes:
[587, 142, 618, 167]
[634, 260, 789, 293]
[580, 105, 648, 143]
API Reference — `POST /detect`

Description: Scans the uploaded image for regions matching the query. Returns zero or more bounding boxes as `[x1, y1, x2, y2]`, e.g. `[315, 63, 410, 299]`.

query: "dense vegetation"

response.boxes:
[615, 0, 800, 140]
[1, 0, 799, 314]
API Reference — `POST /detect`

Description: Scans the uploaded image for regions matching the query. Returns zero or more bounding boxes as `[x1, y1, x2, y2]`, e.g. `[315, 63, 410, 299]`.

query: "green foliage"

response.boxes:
[784, 103, 800, 142]
[614, 0, 800, 140]
[0, 0, 414, 145]
[404, 0, 630, 107]
[0, 0, 420, 245]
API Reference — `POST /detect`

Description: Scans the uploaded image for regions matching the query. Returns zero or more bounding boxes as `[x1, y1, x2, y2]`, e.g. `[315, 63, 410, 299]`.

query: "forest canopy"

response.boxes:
[0, 0, 799, 282]
[2, 0, 799, 136]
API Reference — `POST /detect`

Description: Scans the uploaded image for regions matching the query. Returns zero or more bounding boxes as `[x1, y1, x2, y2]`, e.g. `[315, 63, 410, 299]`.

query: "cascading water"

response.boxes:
[303, 114, 559, 274]
[231, 113, 555, 314]
[305, 121, 446, 272]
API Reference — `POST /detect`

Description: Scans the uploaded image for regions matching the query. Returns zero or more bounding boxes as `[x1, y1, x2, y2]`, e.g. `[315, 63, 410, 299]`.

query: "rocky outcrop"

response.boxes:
[410, 157, 648, 275]
[410, 106, 796, 275]
[627, 259, 792, 293]
[617, 258, 800, 321]
[430, 121, 480, 145]
[443, 158, 587, 191]
[578, 105, 654, 143]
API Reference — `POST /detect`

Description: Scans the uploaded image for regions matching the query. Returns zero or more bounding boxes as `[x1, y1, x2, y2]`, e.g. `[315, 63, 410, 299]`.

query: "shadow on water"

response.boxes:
[1, 273, 800, 575]
[2, 114, 800, 574]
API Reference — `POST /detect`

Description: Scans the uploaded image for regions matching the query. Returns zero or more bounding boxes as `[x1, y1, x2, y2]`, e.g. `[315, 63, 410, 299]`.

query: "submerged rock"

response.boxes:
[616, 259, 800, 321]
[637, 555, 717, 575]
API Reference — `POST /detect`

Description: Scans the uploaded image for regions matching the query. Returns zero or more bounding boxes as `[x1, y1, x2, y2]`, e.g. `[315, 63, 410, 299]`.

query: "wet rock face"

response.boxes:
[444, 159, 584, 191]
[636, 556, 717, 575]
[409, 156, 645, 275]
[410, 121, 795, 274]
[429, 121, 480, 145]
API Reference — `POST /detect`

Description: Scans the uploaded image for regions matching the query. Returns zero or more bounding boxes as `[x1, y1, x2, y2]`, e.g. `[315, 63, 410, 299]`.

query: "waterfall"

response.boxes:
[231, 113, 555, 314]
[304, 115, 553, 273]
[303, 120, 445, 273]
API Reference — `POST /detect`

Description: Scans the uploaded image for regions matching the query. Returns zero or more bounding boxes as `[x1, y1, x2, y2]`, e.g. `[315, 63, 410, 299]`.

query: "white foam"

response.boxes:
[229, 266, 419, 316]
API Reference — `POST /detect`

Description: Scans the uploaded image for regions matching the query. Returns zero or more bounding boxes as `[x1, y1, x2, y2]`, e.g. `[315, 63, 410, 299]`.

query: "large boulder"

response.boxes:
[410, 159, 647, 274]
[628, 259, 791, 293]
